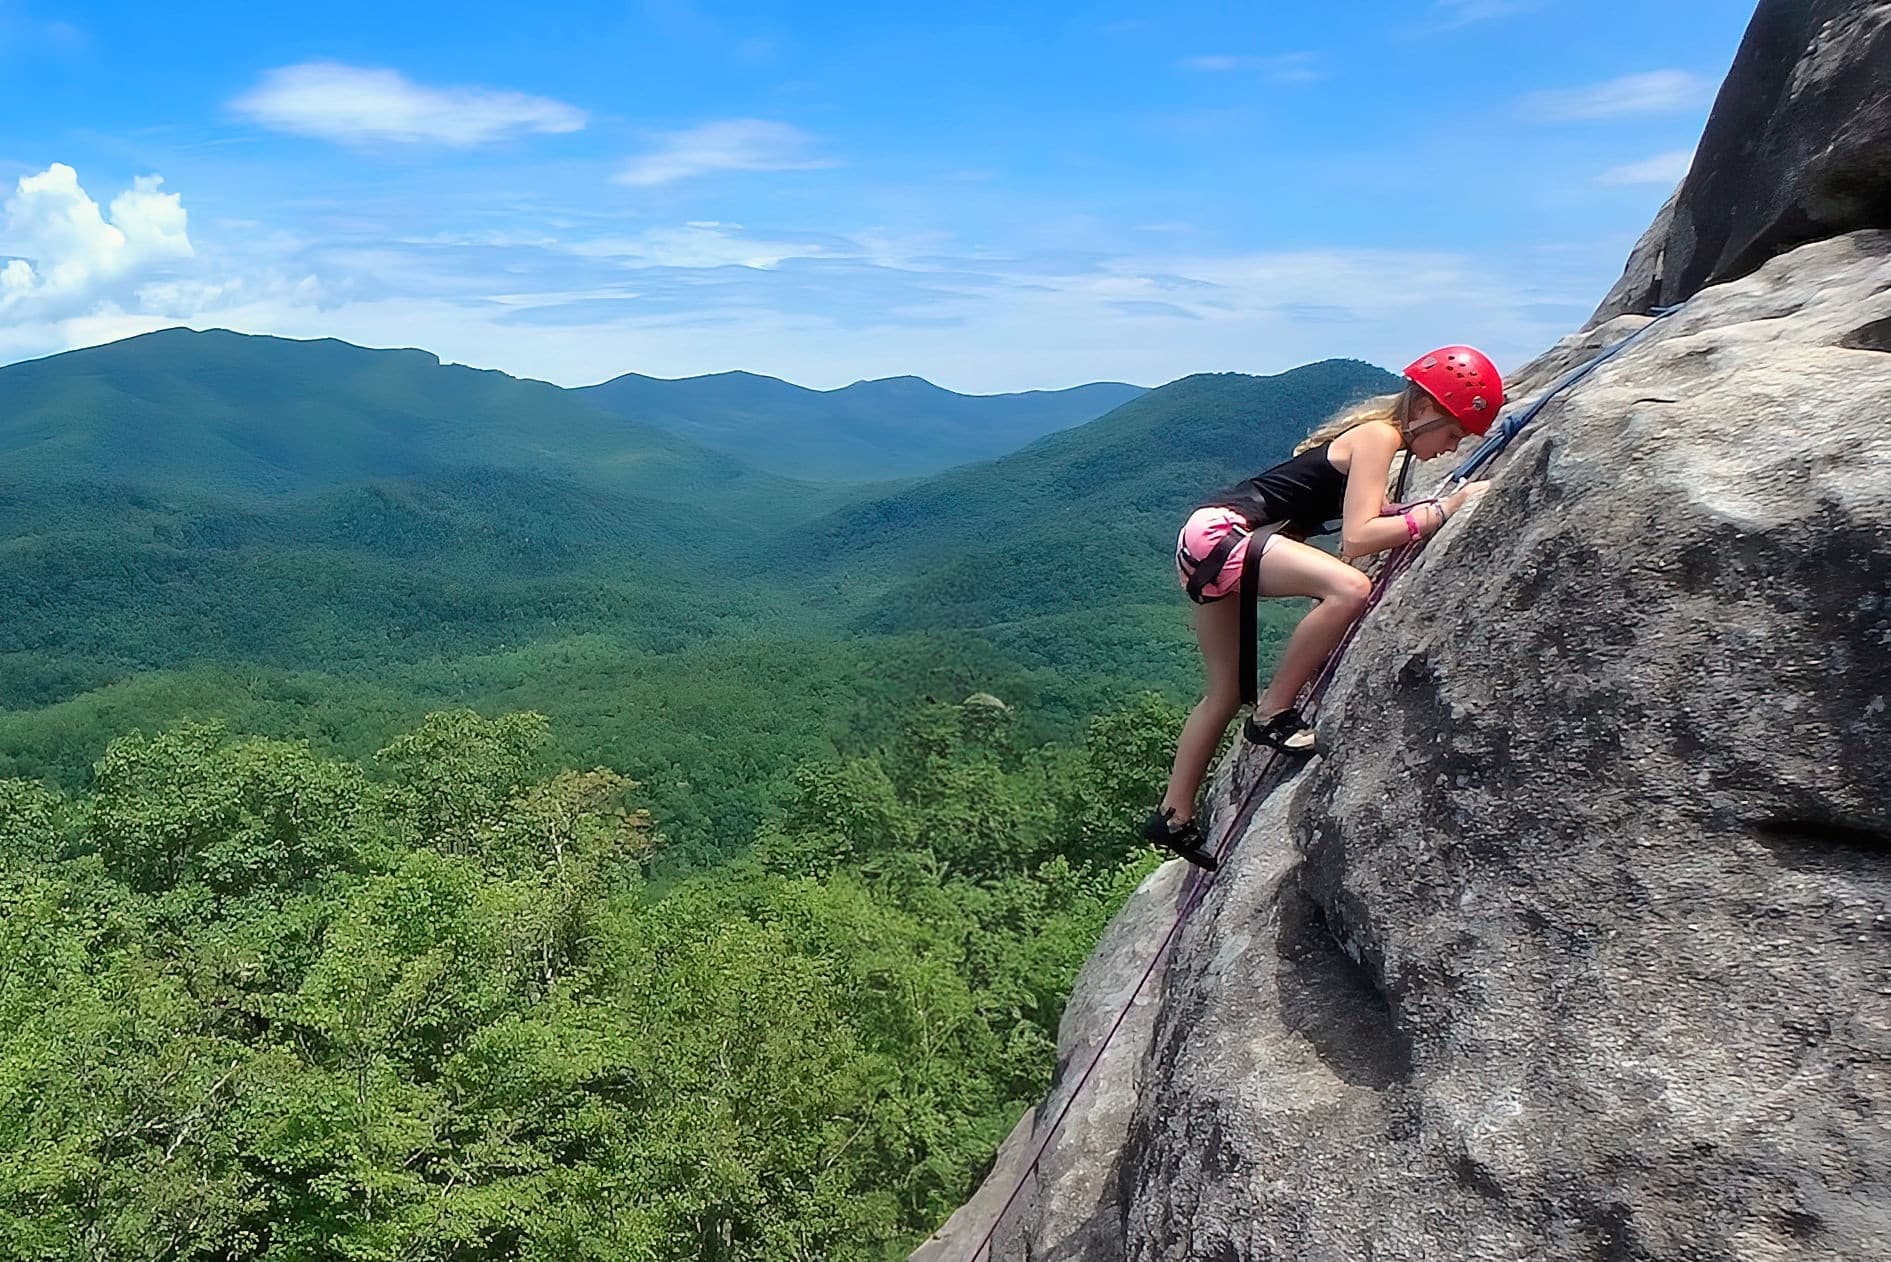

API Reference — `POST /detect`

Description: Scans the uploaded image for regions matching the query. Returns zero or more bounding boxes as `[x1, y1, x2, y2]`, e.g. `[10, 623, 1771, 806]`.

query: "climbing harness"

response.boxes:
[962, 305, 1681, 1262]
[1176, 515, 1273, 709]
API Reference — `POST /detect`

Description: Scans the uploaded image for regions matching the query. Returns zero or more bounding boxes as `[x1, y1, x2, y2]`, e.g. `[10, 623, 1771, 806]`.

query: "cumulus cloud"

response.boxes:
[1523, 71, 1714, 121]
[0, 163, 337, 366]
[616, 119, 833, 186]
[231, 62, 586, 147]
[0, 163, 194, 318]
[1599, 149, 1695, 186]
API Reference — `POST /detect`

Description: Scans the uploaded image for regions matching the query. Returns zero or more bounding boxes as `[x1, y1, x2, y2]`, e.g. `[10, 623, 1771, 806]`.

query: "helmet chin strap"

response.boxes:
[1402, 414, 1455, 444]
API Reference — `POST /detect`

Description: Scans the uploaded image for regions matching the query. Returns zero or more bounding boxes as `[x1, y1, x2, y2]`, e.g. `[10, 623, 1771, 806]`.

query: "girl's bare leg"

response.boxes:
[1253, 537, 1373, 717]
[1159, 591, 1243, 824]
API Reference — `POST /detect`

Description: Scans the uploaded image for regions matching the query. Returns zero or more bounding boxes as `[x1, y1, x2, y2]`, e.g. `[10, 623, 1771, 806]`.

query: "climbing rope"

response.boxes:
[1447, 305, 1683, 489]
[962, 305, 1680, 1261]
[1195, 304, 1685, 871]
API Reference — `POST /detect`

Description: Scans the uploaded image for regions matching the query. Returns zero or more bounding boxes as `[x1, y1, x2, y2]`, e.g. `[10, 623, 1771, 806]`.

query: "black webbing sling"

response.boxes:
[1181, 522, 1266, 707]
[1237, 535, 1262, 707]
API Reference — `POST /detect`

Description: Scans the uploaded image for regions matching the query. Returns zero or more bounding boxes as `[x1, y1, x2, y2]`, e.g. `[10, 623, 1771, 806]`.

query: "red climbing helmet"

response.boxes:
[1404, 346, 1504, 435]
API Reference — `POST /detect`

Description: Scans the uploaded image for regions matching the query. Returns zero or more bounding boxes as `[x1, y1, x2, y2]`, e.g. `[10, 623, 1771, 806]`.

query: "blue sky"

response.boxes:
[0, 0, 1755, 392]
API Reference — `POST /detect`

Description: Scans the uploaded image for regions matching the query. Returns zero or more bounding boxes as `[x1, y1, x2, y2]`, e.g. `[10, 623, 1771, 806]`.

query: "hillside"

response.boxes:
[776, 359, 1403, 631]
[0, 336, 1396, 865]
[579, 369, 1145, 481]
[0, 330, 1387, 866]
[0, 328, 829, 526]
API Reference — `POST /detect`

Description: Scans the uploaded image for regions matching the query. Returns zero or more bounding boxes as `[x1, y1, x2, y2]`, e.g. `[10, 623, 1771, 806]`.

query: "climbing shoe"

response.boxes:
[1142, 807, 1219, 872]
[1244, 707, 1318, 756]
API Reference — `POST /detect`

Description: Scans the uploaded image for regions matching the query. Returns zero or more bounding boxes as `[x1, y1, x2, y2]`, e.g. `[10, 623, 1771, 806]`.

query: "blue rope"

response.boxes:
[1447, 304, 1683, 488]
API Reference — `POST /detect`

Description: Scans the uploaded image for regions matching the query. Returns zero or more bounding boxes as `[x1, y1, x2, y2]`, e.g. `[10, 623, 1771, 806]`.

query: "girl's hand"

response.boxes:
[1445, 481, 1491, 517]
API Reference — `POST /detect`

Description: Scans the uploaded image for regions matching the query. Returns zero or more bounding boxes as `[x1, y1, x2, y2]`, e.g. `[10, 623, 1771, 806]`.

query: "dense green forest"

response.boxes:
[0, 328, 1398, 1256]
[0, 694, 1188, 1259]
[0, 334, 1395, 869]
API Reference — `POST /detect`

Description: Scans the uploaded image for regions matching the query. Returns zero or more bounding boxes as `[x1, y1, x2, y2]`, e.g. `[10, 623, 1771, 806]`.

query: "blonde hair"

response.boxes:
[1296, 382, 1428, 498]
[1293, 382, 1422, 455]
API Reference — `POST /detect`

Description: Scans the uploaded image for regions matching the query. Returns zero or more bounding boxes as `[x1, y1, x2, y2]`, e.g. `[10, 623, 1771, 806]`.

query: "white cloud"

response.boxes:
[616, 119, 833, 186]
[0, 164, 334, 364]
[566, 221, 830, 270]
[1180, 53, 1322, 83]
[0, 183, 1608, 396]
[1599, 149, 1695, 186]
[0, 164, 194, 318]
[1429, 0, 1535, 25]
[1434, 0, 1538, 24]
[0, 4, 84, 54]
[240, 242, 1569, 391]
[411, 221, 840, 271]
[231, 62, 587, 147]
[1523, 71, 1714, 121]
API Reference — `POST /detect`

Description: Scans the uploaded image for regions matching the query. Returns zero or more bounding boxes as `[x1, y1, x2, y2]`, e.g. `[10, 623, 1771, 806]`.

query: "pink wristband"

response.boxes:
[1402, 509, 1423, 542]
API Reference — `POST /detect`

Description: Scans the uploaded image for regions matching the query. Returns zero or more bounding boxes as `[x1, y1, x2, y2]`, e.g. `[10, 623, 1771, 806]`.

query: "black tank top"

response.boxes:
[1196, 441, 1347, 537]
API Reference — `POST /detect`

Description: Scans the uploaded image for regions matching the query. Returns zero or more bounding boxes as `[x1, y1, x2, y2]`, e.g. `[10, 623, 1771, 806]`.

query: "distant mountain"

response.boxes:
[577, 369, 1146, 481]
[0, 328, 835, 530]
[0, 326, 1399, 865]
[0, 328, 879, 685]
[774, 360, 1405, 631]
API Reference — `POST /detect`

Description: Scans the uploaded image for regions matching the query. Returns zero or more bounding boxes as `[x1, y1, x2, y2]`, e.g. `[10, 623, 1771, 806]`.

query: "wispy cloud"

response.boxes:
[1180, 52, 1322, 84]
[566, 221, 834, 270]
[1599, 149, 1694, 186]
[0, 3, 83, 55]
[1522, 70, 1714, 121]
[231, 62, 587, 147]
[616, 119, 834, 186]
[1434, 0, 1539, 25]
[0, 203, 1601, 395]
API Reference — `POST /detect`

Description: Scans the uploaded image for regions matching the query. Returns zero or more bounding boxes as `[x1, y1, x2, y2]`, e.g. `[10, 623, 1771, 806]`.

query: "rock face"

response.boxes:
[920, 229, 1891, 1262]
[912, 858, 1194, 1262]
[1590, 0, 1891, 324]
[1155, 232, 1890, 1259]
[913, 8, 1891, 1257]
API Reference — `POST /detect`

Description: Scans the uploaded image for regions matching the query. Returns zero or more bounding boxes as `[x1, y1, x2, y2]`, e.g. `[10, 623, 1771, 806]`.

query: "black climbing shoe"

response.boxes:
[1142, 807, 1219, 872]
[1244, 707, 1318, 756]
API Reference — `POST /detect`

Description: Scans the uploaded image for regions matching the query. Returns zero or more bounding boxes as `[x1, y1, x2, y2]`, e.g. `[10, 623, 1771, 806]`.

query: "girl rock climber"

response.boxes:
[1144, 346, 1505, 871]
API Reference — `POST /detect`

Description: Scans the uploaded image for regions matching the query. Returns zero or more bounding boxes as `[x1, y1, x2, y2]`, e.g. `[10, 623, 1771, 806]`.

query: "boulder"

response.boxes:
[922, 229, 1891, 1261]
[1590, 0, 1891, 324]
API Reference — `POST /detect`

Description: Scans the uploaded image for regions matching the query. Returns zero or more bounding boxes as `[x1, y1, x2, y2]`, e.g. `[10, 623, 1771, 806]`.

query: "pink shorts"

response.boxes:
[1174, 508, 1284, 603]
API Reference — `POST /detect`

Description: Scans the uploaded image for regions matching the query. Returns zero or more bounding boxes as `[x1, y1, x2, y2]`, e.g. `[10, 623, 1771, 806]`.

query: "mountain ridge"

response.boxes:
[3, 325, 1151, 485]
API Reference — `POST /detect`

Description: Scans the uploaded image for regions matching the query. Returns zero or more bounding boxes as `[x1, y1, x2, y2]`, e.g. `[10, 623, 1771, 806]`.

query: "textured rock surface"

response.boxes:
[911, 858, 1191, 1262]
[913, 6, 1891, 1252]
[1589, 0, 1891, 324]
[1505, 314, 1656, 405]
[917, 231, 1891, 1260]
